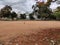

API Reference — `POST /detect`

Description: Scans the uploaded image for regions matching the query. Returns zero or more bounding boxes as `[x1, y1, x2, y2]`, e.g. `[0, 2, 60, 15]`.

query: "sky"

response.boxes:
[0, 0, 60, 13]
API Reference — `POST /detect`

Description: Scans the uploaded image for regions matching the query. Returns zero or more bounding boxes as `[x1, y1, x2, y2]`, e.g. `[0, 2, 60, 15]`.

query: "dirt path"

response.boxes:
[0, 21, 60, 41]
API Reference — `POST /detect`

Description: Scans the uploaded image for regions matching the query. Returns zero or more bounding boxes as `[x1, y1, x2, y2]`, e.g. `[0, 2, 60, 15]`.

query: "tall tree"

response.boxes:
[32, 0, 57, 20]
[0, 5, 12, 18]
[11, 11, 17, 20]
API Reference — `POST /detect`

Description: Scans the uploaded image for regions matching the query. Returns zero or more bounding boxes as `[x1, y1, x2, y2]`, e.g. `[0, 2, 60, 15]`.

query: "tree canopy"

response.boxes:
[31, 0, 59, 20]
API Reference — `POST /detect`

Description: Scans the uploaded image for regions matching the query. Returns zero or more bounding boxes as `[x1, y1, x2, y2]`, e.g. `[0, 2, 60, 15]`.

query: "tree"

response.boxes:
[11, 11, 17, 20]
[20, 13, 26, 19]
[29, 12, 35, 20]
[32, 0, 57, 20]
[0, 5, 12, 18]
[0, 5, 18, 20]
[53, 7, 60, 20]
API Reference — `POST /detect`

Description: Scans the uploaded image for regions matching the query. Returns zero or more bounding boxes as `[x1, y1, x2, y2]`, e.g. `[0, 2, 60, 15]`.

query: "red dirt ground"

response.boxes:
[0, 21, 60, 45]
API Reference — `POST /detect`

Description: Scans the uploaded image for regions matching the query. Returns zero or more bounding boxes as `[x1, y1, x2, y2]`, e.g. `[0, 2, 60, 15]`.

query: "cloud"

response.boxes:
[0, 0, 36, 13]
[50, 1, 60, 11]
[0, 0, 60, 13]
[50, 2, 58, 9]
[11, 0, 36, 13]
[0, 5, 4, 9]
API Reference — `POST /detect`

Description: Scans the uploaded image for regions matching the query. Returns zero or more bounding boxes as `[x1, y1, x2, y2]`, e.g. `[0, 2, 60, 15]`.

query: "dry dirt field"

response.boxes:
[0, 21, 60, 45]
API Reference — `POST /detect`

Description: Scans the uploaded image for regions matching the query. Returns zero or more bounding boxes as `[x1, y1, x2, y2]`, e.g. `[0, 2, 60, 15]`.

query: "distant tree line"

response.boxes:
[0, 0, 60, 20]
[0, 5, 17, 20]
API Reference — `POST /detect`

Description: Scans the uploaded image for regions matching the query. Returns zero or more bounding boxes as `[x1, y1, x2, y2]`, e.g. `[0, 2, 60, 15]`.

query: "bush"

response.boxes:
[53, 11, 60, 20]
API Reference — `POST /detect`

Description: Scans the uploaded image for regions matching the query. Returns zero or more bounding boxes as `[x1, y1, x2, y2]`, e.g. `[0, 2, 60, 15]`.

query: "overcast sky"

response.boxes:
[0, 0, 60, 13]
